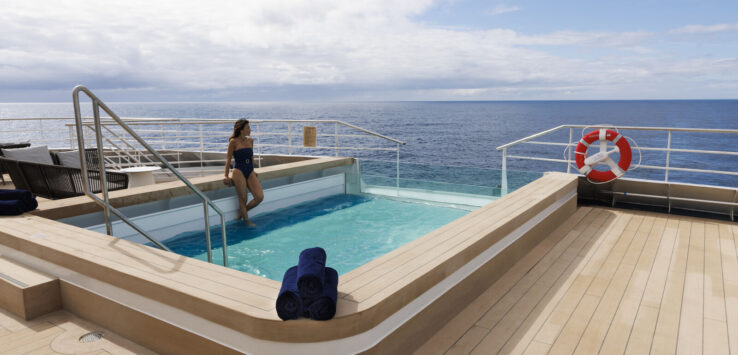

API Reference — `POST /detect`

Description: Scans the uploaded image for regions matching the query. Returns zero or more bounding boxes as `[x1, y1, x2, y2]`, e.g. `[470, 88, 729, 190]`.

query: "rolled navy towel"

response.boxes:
[276, 266, 303, 320]
[297, 247, 327, 299]
[0, 200, 24, 216]
[0, 190, 37, 216]
[305, 267, 339, 321]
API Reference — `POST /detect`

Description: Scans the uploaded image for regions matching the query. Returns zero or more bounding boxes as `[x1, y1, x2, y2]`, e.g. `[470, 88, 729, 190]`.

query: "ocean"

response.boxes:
[1, 100, 737, 187]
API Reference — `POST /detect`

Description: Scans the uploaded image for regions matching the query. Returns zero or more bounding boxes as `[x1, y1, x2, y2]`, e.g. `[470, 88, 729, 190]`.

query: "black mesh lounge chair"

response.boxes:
[0, 143, 31, 183]
[0, 149, 128, 199]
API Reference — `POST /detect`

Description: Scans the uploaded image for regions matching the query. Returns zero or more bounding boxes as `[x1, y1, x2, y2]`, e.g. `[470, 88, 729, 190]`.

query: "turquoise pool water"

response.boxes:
[165, 194, 469, 280]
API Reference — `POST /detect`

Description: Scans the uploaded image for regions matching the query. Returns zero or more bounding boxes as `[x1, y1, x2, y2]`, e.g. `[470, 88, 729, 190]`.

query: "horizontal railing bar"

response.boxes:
[507, 155, 738, 176]
[606, 191, 738, 207]
[497, 124, 738, 150]
[512, 141, 738, 156]
[506, 155, 570, 163]
[564, 125, 738, 134]
[635, 164, 738, 175]
[72, 118, 405, 144]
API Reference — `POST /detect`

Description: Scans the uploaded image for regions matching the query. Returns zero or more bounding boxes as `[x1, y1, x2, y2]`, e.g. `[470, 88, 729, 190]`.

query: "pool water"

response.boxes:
[165, 194, 469, 280]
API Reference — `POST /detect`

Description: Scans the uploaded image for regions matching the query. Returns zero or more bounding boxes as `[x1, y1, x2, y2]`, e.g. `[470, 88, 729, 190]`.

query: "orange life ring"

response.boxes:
[575, 129, 632, 182]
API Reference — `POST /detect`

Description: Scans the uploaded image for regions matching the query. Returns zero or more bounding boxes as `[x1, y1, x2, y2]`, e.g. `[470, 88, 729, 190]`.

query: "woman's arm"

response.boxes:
[224, 139, 234, 184]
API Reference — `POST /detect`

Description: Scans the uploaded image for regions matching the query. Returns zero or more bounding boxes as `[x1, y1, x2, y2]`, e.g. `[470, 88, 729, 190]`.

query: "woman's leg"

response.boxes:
[231, 169, 250, 223]
[245, 172, 264, 211]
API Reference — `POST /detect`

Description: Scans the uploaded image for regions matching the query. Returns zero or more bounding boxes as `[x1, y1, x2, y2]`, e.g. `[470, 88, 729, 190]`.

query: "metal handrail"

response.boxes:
[72, 86, 229, 266]
[495, 124, 738, 198]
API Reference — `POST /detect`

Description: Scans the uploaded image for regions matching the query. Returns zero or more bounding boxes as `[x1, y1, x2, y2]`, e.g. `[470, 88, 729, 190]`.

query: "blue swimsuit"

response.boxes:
[233, 147, 254, 178]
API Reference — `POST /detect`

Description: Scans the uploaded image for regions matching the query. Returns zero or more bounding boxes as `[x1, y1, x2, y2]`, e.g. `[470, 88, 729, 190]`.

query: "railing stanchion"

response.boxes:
[335, 122, 339, 157]
[199, 123, 204, 172]
[256, 123, 262, 168]
[68, 125, 75, 149]
[665, 130, 672, 182]
[220, 214, 228, 266]
[92, 101, 112, 236]
[202, 201, 212, 263]
[287, 123, 292, 155]
[501, 147, 508, 196]
[396, 143, 400, 196]
[567, 127, 573, 174]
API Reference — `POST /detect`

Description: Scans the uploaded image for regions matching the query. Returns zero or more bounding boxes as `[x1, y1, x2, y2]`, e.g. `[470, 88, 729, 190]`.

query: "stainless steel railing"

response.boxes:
[496, 124, 738, 193]
[68, 118, 406, 191]
[72, 86, 229, 266]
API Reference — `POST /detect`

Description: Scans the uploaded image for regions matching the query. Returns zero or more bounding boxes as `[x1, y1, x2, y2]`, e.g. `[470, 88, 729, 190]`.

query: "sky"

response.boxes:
[1, 0, 737, 102]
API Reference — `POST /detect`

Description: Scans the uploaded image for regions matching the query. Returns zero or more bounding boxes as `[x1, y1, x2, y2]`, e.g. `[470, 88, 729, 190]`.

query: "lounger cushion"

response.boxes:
[1, 145, 53, 165]
[55, 150, 82, 168]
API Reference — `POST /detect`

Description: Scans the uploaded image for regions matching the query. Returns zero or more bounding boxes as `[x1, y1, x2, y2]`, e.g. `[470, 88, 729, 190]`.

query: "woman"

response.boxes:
[224, 119, 264, 226]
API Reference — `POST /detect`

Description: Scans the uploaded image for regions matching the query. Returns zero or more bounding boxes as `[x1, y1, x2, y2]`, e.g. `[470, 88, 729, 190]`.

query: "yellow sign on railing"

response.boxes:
[303, 126, 317, 147]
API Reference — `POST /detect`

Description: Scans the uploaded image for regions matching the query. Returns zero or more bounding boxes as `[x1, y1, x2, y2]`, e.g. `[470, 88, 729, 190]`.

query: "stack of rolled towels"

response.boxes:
[276, 247, 339, 321]
[0, 189, 38, 216]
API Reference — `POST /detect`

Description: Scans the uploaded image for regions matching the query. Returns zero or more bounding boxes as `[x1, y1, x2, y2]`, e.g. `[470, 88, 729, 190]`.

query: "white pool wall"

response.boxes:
[85, 173, 346, 244]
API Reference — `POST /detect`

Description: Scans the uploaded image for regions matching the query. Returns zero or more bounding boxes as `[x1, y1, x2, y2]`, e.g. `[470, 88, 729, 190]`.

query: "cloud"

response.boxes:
[0, 0, 735, 100]
[485, 5, 521, 16]
[670, 23, 738, 34]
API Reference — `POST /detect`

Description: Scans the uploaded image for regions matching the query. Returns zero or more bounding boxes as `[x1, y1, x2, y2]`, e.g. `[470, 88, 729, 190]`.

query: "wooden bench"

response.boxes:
[0, 256, 61, 320]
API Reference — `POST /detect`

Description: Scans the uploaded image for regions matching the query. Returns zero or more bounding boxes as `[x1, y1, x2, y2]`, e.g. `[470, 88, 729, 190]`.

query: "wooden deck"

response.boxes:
[416, 206, 738, 355]
[0, 308, 152, 354]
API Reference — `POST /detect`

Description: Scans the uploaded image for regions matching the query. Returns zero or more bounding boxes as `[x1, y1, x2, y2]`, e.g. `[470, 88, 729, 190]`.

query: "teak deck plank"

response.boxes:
[650, 218, 691, 355]
[547, 214, 645, 355]
[414, 207, 595, 355]
[677, 221, 705, 355]
[533, 211, 634, 345]
[423, 208, 736, 355]
[572, 215, 659, 355]
[494, 210, 615, 355]
[722, 224, 738, 353]
[466, 209, 610, 354]
[599, 215, 667, 355]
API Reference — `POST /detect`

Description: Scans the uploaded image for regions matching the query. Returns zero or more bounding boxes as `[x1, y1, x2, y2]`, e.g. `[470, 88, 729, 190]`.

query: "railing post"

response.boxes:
[335, 122, 339, 157]
[203, 201, 213, 264]
[396, 143, 400, 197]
[68, 125, 75, 149]
[199, 123, 204, 171]
[161, 124, 166, 150]
[567, 127, 573, 174]
[287, 123, 292, 155]
[219, 212, 228, 267]
[665, 130, 672, 182]
[39, 119, 44, 146]
[255, 123, 262, 168]
[92, 101, 113, 236]
[501, 148, 508, 196]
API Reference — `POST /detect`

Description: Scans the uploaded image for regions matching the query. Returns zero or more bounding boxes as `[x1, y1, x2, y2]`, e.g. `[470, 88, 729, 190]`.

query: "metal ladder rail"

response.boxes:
[83, 123, 160, 169]
[72, 85, 228, 266]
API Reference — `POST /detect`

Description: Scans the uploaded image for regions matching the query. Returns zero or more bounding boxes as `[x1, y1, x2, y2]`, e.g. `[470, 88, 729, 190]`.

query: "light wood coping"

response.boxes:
[0, 257, 61, 320]
[30, 156, 353, 220]
[0, 172, 577, 343]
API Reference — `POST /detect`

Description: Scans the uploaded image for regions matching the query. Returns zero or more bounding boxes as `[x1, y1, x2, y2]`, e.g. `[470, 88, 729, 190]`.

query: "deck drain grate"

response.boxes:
[79, 331, 104, 343]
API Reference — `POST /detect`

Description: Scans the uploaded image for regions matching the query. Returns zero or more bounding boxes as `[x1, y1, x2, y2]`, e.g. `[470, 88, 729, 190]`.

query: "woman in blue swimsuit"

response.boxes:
[224, 119, 264, 226]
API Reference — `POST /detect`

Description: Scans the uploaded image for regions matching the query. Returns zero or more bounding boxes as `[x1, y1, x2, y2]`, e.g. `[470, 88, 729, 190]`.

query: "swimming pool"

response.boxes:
[165, 193, 469, 280]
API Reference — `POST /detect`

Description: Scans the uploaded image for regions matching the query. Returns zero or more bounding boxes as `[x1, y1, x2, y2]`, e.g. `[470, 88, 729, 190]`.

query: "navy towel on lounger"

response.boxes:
[0, 189, 37, 216]
[276, 266, 303, 320]
[297, 247, 327, 299]
[305, 267, 339, 321]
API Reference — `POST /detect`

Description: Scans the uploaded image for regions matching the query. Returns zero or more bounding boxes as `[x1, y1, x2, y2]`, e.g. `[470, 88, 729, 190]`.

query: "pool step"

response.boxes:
[0, 256, 61, 320]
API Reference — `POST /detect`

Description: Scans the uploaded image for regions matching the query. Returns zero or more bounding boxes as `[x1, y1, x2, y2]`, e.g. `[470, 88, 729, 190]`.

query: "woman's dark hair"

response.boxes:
[230, 119, 249, 140]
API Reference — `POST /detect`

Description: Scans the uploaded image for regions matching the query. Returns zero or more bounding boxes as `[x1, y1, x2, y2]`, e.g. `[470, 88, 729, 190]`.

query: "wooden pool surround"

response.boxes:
[0, 160, 578, 354]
